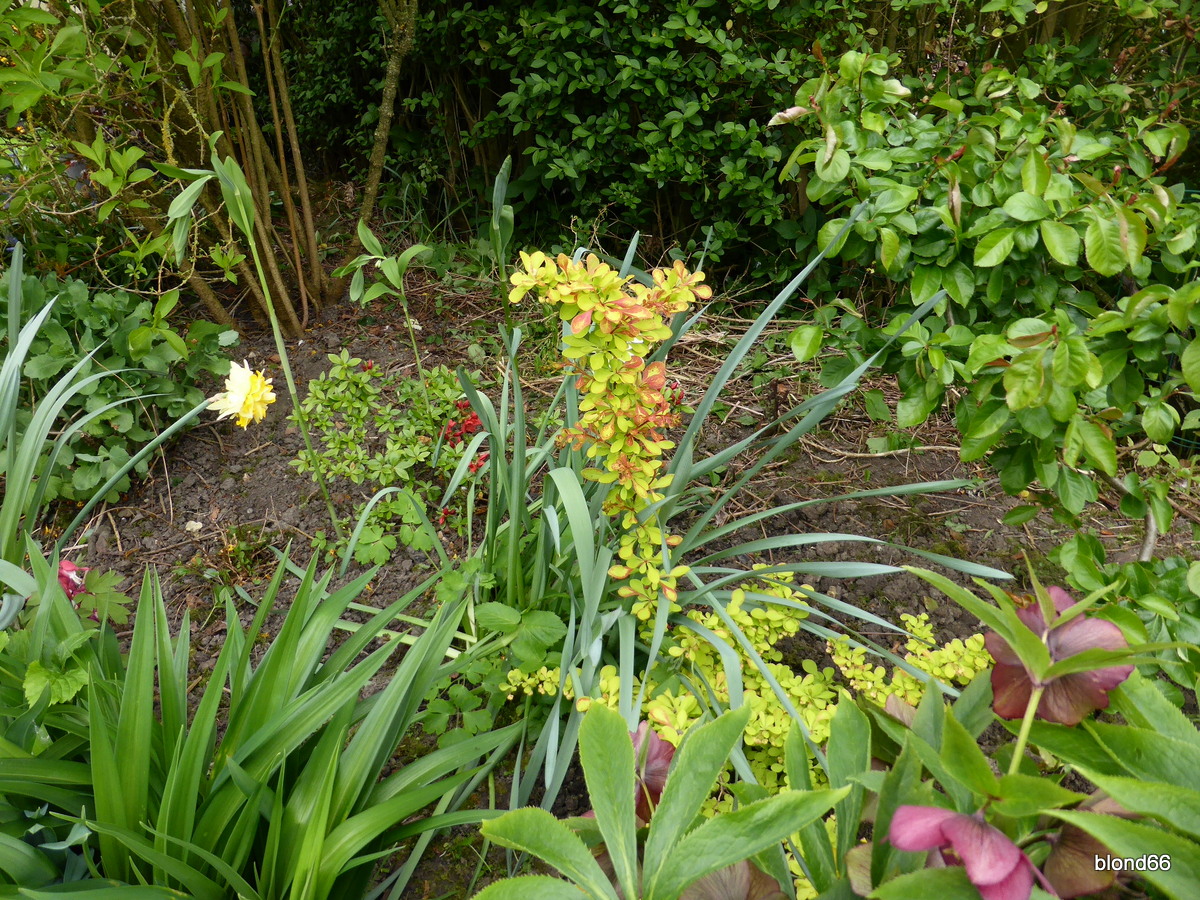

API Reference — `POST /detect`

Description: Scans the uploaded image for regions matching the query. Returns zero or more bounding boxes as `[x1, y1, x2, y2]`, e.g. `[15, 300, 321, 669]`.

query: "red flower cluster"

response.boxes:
[442, 399, 482, 446]
[468, 452, 489, 474]
[436, 507, 454, 526]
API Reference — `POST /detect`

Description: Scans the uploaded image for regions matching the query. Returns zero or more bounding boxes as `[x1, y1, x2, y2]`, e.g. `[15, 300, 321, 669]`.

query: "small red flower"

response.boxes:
[58, 560, 88, 601]
[468, 452, 490, 474]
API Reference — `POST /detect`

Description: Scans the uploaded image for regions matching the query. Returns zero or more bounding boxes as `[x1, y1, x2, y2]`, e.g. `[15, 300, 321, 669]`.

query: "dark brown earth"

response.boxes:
[61, 274, 1196, 897]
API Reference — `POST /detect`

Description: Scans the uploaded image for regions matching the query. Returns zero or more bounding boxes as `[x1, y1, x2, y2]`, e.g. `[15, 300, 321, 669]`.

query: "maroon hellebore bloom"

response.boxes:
[584, 721, 675, 823]
[632, 721, 674, 821]
[58, 560, 88, 601]
[889, 805, 1035, 900]
[986, 586, 1133, 726]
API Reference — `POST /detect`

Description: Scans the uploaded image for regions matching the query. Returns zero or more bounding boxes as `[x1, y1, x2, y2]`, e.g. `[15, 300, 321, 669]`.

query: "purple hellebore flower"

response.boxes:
[986, 586, 1133, 726]
[889, 805, 1035, 900]
[581, 721, 675, 824]
[632, 721, 674, 822]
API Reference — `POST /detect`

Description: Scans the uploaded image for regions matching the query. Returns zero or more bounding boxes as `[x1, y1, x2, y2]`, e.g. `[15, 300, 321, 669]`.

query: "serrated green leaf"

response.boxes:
[475, 602, 521, 633]
[870, 865, 982, 900]
[940, 711, 998, 796]
[519, 610, 567, 648]
[23, 660, 89, 706]
[1049, 811, 1200, 899]
[992, 774, 1084, 818]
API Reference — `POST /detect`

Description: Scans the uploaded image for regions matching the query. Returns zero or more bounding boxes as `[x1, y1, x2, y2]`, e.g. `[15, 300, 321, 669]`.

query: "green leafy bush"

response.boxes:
[292, 351, 485, 561]
[774, 48, 1200, 525]
[1, 263, 235, 504]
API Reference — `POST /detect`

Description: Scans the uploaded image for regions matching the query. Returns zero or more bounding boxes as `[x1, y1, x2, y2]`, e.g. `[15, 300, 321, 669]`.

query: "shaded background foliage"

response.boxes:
[263, 0, 1199, 284]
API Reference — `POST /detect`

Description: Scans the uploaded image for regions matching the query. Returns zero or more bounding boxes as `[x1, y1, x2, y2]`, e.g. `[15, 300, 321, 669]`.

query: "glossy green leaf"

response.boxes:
[356, 220, 385, 257]
[869, 865, 983, 900]
[1084, 213, 1126, 276]
[1078, 770, 1200, 840]
[647, 788, 847, 900]
[789, 325, 823, 363]
[1180, 339, 1200, 393]
[939, 711, 998, 797]
[1114, 205, 1147, 267]
[910, 266, 941, 304]
[1022, 149, 1050, 197]
[974, 228, 1016, 267]
[816, 148, 850, 182]
[645, 706, 752, 880]
[991, 774, 1084, 818]
[473, 876, 596, 900]
[0, 833, 57, 887]
[1003, 192, 1051, 222]
[942, 261, 974, 305]
[827, 697, 870, 865]
[879, 227, 900, 272]
[1039, 221, 1080, 266]
[1088, 723, 1200, 792]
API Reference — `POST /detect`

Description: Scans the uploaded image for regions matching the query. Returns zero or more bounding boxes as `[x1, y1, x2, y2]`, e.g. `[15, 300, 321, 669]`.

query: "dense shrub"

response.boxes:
[257, 0, 1197, 286]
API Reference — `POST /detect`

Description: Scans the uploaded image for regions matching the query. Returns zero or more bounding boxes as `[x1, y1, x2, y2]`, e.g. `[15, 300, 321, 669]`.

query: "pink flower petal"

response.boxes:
[976, 854, 1035, 900]
[632, 722, 674, 797]
[984, 631, 1021, 667]
[888, 805, 958, 852]
[1047, 586, 1076, 614]
[1039, 667, 1132, 726]
[1014, 603, 1049, 637]
[990, 663, 1034, 720]
[940, 814, 1024, 888]
[631, 722, 675, 821]
[1050, 616, 1129, 658]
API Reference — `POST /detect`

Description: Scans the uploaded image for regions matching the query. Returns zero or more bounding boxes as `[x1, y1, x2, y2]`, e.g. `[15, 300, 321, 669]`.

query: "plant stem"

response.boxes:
[248, 245, 345, 541]
[1008, 684, 1046, 777]
[401, 300, 433, 420]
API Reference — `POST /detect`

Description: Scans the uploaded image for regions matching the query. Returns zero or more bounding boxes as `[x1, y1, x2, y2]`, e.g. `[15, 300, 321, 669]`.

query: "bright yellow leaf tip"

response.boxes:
[208, 360, 276, 428]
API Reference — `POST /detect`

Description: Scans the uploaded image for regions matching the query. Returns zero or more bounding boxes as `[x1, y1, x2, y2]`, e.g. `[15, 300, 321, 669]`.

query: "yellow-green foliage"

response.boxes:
[503, 589, 991, 796]
[509, 252, 710, 607]
[828, 612, 992, 708]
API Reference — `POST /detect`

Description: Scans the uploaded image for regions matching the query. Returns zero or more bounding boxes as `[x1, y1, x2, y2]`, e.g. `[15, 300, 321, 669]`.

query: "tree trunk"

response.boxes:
[326, 0, 418, 305]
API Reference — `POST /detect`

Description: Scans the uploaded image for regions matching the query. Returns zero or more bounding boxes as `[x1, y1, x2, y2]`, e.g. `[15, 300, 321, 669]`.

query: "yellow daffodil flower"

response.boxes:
[208, 360, 275, 427]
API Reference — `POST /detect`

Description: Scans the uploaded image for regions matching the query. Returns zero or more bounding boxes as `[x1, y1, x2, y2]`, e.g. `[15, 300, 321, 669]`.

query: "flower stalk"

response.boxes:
[1007, 684, 1045, 777]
